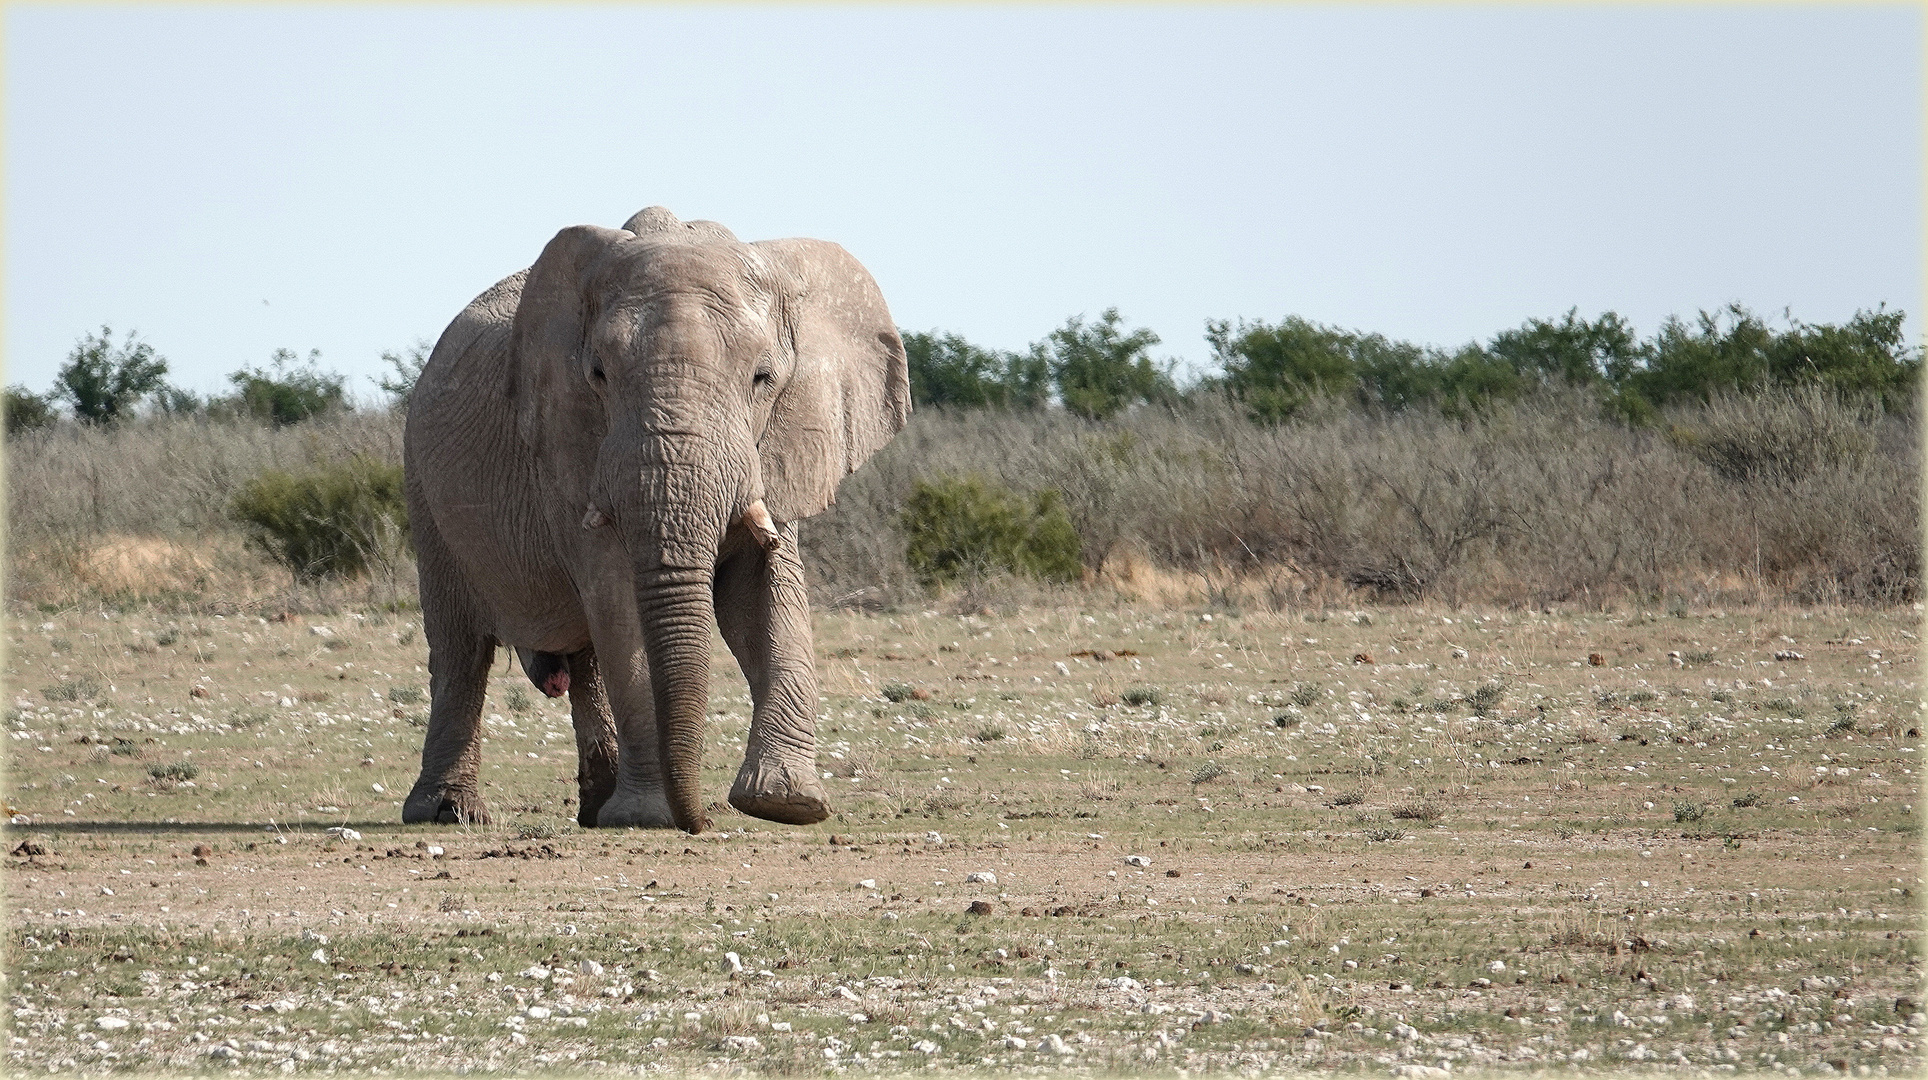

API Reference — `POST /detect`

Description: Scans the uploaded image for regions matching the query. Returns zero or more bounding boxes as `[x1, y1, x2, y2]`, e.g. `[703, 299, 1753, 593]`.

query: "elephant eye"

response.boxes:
[752, 370, 774, 390]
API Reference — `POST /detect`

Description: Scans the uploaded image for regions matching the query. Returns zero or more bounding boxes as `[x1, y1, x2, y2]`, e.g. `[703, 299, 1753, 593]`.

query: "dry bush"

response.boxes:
[810, 389, 1917, 608]
[8, 388, 1916, 611]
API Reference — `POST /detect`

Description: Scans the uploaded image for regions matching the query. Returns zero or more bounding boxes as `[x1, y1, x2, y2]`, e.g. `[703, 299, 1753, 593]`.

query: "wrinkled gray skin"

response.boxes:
[400, 207, 909, 834]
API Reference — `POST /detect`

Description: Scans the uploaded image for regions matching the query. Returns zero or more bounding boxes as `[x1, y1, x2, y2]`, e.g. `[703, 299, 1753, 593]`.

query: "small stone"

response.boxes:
[965, 871, 997, 885]
[94, 1016, 130, 1030]
[857, 879, 876, 890]
[1004, 1035, 1027, 1050]
[310, 948, 327, 963]
[1450, 647, 1468, 659]
[189, 686, 210, 698]
[526, 1006, 551, 1019]
[724, 952, 745, 975]
[191, 844, 212, 858]
[579, 959, 603, 976]
[925, 831, 943, 845]
[1587, 653, 1605, 666]
[912, 1040, 939, 1054]
[1352, 652, 1373, 664]
[967, 900, 994, 915]
[1775, 649, 1805, 661]
[425, 845, 444, 857]
[208, 1045, 235, 1059]
[1124, 855, 1151, 867]
[722, 1035, 763, 1052]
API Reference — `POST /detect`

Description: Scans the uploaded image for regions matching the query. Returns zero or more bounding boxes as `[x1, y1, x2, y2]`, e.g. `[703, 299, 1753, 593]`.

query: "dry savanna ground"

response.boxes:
[5, 599, 1923, 1077]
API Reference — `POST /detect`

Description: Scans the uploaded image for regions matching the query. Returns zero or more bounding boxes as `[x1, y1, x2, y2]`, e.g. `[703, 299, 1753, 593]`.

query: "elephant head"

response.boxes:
[507, 208, 909, 833]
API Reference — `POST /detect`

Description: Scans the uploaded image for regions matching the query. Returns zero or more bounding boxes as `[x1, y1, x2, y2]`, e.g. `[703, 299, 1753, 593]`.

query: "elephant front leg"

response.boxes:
[576, 585, 677, 828]
[716, 524, 831, 826]
[565, 647, 620, 827]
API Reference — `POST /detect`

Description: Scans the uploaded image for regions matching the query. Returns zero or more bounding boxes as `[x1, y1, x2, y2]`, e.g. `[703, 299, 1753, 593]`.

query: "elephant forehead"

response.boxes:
[600, 240, 773, 306]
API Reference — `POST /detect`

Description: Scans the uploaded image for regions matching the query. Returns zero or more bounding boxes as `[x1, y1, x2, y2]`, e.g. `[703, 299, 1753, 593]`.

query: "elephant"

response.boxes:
[400, 206, 909, 834]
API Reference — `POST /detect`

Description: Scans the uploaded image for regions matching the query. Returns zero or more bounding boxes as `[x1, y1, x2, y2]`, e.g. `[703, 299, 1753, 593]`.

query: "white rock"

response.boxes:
[310, 949, 327, 963]
[327, 826, 361, 841]
[1124, 855, 1151, 867]
[309, 625, 334, 638]
[1004, 1035, 1028, 1050]
[526, 1006, 551, 1019]
[858, 879, 876, 890]
[520, 965, 551, 980]
[94, 1016, 130, 1030]
[208, 1045, 235, 1059]
[724, 952, 745, 974]
[1450, 648, 1468, 660]
[425, 846, 444, 857]
[100, 886, 114, 896]
[722, 1035, 762, 1052]
[925, 831, 944, 845]
[965, 871, 997, 885]
[301, 929, 328, 944]
[1054, 662, 1071, 677]
[9, 814, 29, 825]
[1043, 1033, 1073, 1054]
[834, 985, 861, 1002]
[579, 959, 603, 977]
[1487, 960, 1506, 972]
[771, 1022, 793, 1032]
[912, 1039, 939, 1054]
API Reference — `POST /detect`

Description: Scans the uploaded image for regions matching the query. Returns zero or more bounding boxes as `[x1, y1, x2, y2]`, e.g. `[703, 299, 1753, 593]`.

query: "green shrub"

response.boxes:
[1289, 683, 1323, 707]
[1121, 686, 1163, 707]
[44, 677, 102, 703]
[900, 475, 1082, 589]
[229, 455, 409, 581]
[387, 686, 425, 705]
[1672, 800, 1706, 823]
[880, 683, 917, 703]
[227, 349, 347, 426]
[148, 761, 198, 782]
[4, 385, 57, 436]
[1469, 682, 1505, 717]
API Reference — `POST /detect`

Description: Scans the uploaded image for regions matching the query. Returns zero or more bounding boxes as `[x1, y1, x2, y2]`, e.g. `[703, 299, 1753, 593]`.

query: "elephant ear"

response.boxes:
[510, 224, 632, 453]
[752, 238, 911, 522]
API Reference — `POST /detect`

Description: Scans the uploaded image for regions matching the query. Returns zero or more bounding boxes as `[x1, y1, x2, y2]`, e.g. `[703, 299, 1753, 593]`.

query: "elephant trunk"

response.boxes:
[635, 564, 716, 834]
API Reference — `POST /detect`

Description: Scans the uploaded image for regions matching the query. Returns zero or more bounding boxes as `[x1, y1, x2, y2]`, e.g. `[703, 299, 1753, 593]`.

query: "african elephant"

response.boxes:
[400, 207, 909, 834]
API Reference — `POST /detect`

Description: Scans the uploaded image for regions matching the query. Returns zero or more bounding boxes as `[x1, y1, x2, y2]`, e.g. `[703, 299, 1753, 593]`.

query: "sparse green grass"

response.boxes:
[2, 601, 1918, 1075]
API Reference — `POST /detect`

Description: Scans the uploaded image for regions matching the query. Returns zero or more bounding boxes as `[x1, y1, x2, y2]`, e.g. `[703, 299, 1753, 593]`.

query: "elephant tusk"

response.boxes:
[581, 505, 611, 530]
[740, 499, 781, 550]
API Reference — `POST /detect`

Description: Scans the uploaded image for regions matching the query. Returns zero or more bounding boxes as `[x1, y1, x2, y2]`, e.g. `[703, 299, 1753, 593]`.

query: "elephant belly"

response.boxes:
[430, 498, 591, 653]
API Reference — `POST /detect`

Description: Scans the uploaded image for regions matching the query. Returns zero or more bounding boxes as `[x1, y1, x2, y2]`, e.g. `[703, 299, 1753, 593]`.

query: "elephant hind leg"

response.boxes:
[403, 512, 498, 826]
[402, 622, 496, 825]
[566, 647, 620, 827]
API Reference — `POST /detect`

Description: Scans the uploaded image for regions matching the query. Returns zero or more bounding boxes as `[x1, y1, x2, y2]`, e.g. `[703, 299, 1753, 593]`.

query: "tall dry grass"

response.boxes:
[5, 389, 1916, 611]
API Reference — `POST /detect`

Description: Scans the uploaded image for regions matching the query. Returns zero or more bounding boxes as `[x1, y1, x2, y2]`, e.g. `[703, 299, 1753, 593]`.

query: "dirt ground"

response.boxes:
[5, 599, 1922, 1076]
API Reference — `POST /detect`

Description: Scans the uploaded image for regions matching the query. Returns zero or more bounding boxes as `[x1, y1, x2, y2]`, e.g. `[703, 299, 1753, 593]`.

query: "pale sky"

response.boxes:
[6, 4, 1921, 398]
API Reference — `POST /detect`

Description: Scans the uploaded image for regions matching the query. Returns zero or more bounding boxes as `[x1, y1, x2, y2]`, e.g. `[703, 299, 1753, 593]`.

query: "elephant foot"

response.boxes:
[576, 775, 617, 829]
[402, 784, 491, 825]
[729, 758, 831, 826]
[594, 784, 678, 828]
